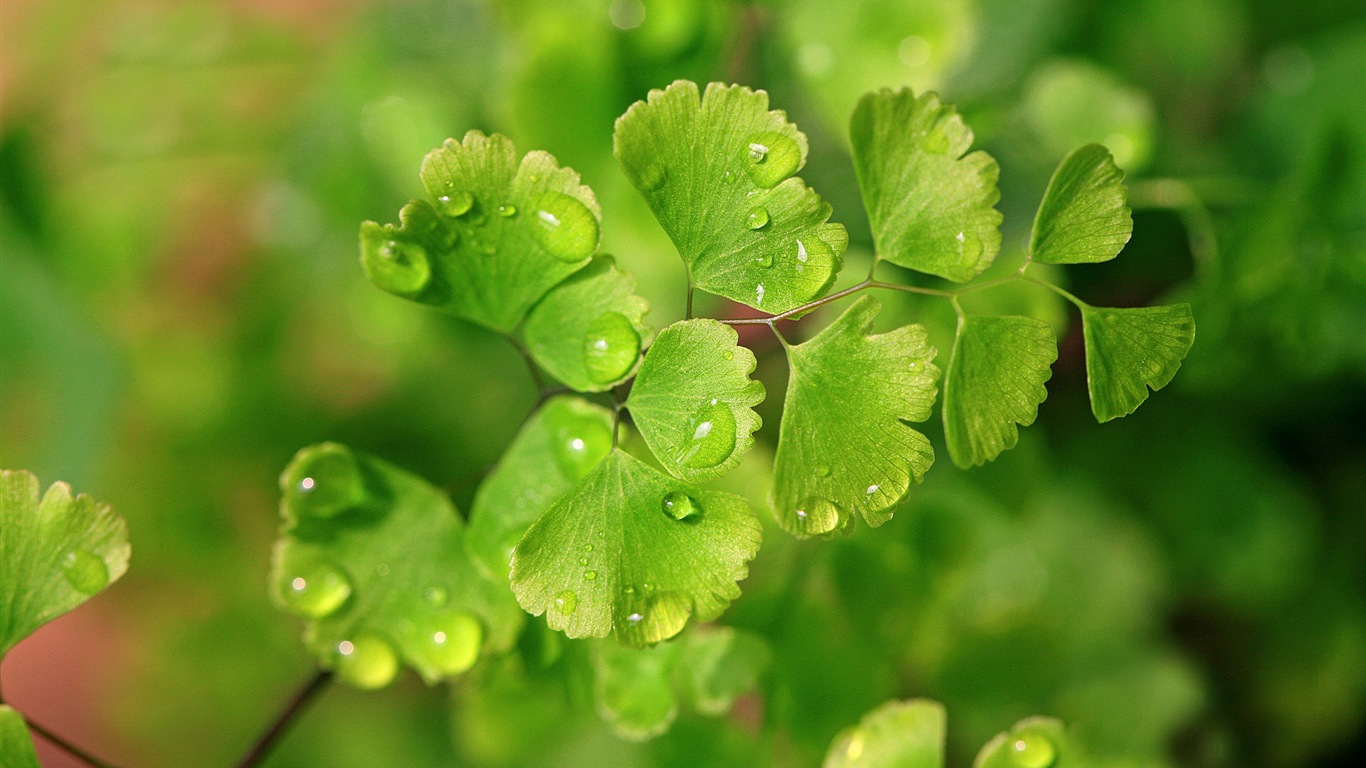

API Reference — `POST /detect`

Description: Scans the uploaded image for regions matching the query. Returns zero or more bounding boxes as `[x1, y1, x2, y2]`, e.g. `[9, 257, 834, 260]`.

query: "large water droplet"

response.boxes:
[792, 496, 845, 536]
[334, 632, 399, 690]
[554, 590, 578, 615]
[1009, 726, 1057, 768]
[436, 190, 474, 217]
[661, 491, 702, 521]
[681, 402, 737, 469]
[955, 230, 984, 265]
[548, 409, 613, 481]
[746, 207, 770, 230]
[497, 204, 517, 217]
[276, 548, 352, 618]
[361, 232, 432, 297]
[582, 311, 641, 384]
[635, 161, 667, 191]
[416, 610, 483, 676]
[530, 192, 598, 262]
[791, 238, 837, 301]
[284, 444, 366, 519]
[743, 132, 802, 188]
[60, 550, 108, 595]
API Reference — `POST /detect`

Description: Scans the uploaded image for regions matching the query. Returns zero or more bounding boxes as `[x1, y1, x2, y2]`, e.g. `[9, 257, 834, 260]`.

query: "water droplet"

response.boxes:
[276, 548, 351, 618]
[424, 585, 449, 607]
[416, 610, 483, 676]
[579, 556, 588, 566]
[554, 590, 578, 615]
[530, 191, 598, 262]
[623, 585, 635, 595]
[436, 190, 474, 217]
[743, 132, 802, 188]
[722, 170, 735, 184]
[1009, 726, 1057, 768]
[746, 207, 770, 230]
[755, 282, 766, 306]
[681, 402, 737, 468]
[497, 204, 517, 217]
[661, 491, 702, 521]
[816, 465, 831, 477]
[722, 350, 734, 361]
[865, 484, 880, 495]
[361, 231, 432, 297]
[753, 252, 774, 268]
[792, 496, 845, 535]
[626, 612, 644, 623]
[790, 238, 837, 301]
[548, 409, 613, 481]
[60, 550, 109, 595]
[375, 563, 390, 577]
[635, 162, 667, 191]
[923, 129, 950, 155]
[584, 570, 597, 580]
[284, 444, 366, 519]
[334, 632, 399, 690]
[585, 543, 594, 553]
[955, 230, 984, 264]
[582, 311, 641, 384]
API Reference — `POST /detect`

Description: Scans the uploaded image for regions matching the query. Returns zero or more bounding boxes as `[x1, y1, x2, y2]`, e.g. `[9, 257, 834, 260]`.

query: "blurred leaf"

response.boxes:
[943, 315, 1056, 468]
[825, 699, 945, 768]
[360, 131, 600, 333]
[974, 716, 1077, 768]
[593, 638, 682, 741]
[510, 450, 761, 647]
[772, 297, 939, 537]
[626, 319, 765, 482]
[0, 470, 129, 659]
[0, 706, 40, 768]
[1030, 144, 1133, 265]
[271, 444, 524, 688]
[524, 257, 651, 392]
[614, 80, 847, 313]
[466, 396, 615, 581]
[1082, 304, 1196, 422]
[676, 625, 771, 717]
[851, 88, 1002, 282]
[1021, 60, 1155, 171]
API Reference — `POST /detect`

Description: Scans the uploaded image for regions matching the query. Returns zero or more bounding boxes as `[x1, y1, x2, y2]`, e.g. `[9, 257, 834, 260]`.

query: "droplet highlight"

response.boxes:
[792, 496, 845, 536]
[334, 632, 399, 690]
[661, 491, 702, 521]
[554, 590, 578, 615]
[416, 610, 483, 676]
[743, 132, 802, 188]
[681, 402, 737, 469]
[530, 192, 598, 262]
[1009, 726, 1057, 768]
[582, 311, 641, 384]
[284, 444, 366, 519]
[746, 207, 770, 230]
[955, 230, 984, 265]
[60, 550, 109, 595]
[548, 409, 613, 481]
[584, 570, 597, 581]
[497, 204, 517, 217]
[276, 549, 352, 618]
[436, 191, 474, 217]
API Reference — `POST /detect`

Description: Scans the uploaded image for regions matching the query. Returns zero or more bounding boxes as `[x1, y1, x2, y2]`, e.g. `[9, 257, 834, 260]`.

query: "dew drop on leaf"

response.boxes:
[582, 311, 641, 384]
[793, 496, 845, 536]
[753, 252, 774, 268]
[792, 238, 836, 294]
[660, 491, 702, 521]
[816, 465, 831, 477]
[436, 190, 474, 217]
[548, 409, 614, 481]
[682, 402, 737, 469]
[746, 207, 770, 230]
[497, 204, 517, 217]
[423, 585, 449, 607]
[1009, 726, 1057, 768]
[60, 550, 109, 595]
[584, 570, 597, 580]
[743, 132, 801, 188]
[530, 191, 598, 262]
[722, 350, 734, 361]
[284, 444, 366, 519]
[554, 590, 578, 615]
[955, 230, 984, 263]
[276, 549, 352, 618]
[362, 236, 432, 298]
[636, 161, 667, 191]
[334, 632, 399, 690]
[415, 610, 483, 676]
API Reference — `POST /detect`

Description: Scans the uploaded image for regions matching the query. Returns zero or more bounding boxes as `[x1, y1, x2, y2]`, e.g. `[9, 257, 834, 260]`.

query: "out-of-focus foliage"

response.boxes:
[1, 1, 1362, 768]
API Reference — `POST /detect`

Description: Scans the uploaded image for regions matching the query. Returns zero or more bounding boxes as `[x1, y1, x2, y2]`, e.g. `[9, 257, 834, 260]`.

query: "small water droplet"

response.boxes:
[923, 129, 950, 155]
[753, 252, 774, 268]
[554, 590, 578, 615]
[681, 402, 737, 469]
[585, 543, 594, 553]
[722, 350, 734, 361]
[530, 192, 598, 262]
[661, 491, 703, 521]
[436, 190, 474, 217]
[816, 465, 831, 477]
[584, 570, 597, 580]
[626, 612, 644, 623]
[579, 556, 588, 566]
[497, 204, 517, 217]
[582, 311, 641, 384]
[60, 550, 109, 595]
[276, 548, 351, 618]
[362, 230, 432, 297]
[756, 282, 766, 306]
[416, 610, 483, 676]
[549, 408, 613, 481]
[1009, 726, 1057, 768]
[746, 207, 770, 230]
[623, 585, 636, 595]
[285, 444, 366, 519]
[334, 632, 399, 690]
[743, 132, 801, 188]
[424, 586, 449, 606]
[636, 162, 667, 191]
[722, 170, 735, 184]
[792, 496, 845, 536]
[956, 231, 984, 264]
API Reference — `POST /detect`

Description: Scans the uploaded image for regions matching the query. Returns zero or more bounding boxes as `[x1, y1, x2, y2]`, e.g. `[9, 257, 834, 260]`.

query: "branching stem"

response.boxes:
[234, 671, 332, 768]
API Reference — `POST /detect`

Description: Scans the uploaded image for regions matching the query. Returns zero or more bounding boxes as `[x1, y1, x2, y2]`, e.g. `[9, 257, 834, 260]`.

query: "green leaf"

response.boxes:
[974, 717, 1078, 768]
[360, 130, 601, 334]
[0, 470, 129, 659]
[466, 396, 615, 580]
[626, 319, 765, 482]
[676, 625, 771, 717]
[825, 699, 946, 768]
[592, 639, 682, 741]
[272, 443, 524, 688]
[614, 80, 847, 313]
[522, 256, 651, 392]
[1030, 143, 1133, 264]
[943, 315, 1057, 468]
[510, 450, 761, 647]
[1081, 304, 1196, 422]
[772, 297, 939, 537]
[0, 706, 41, 768]
[851, 88, 1002, 283]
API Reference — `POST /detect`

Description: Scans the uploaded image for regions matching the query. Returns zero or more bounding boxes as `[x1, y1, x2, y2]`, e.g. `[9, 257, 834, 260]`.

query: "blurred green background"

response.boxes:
[1, 0, 1363, 766]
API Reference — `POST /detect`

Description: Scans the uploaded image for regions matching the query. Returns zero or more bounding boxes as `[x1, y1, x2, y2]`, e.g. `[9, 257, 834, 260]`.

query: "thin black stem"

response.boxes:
[25, 717, 122, 768]
[234, 671, 332, 768]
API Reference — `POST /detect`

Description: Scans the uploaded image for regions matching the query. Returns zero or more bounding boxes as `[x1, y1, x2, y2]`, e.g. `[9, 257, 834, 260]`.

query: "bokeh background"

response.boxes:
[2, 0, 1364, 766]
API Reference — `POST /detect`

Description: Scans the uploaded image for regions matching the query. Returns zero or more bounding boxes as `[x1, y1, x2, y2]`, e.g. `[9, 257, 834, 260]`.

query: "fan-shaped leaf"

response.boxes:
[1082, 304, 1195, 422]
[1030, 143, 1133, 264]
[825, 699, 946, 768]
[974, 716, 1080, 768]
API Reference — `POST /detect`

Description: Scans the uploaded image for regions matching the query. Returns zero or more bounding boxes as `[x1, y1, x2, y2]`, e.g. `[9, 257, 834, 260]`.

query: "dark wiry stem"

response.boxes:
[234, 671, 332, 768]
[24, 717, 123, 768]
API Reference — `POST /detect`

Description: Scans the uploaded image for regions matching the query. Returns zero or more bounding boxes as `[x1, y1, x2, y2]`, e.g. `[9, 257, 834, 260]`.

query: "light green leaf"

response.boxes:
[360, 130, 601, 334]
[0, 470, 129, 659]
[592, 639, 682, 741]
[974, 717, 1078, 768]
[1030, 143, 1133, 264]
[825, 699, 946, 768]
[676, 625, 771, 717]
[626, 319, 765, 482]
[510, 450, 761, 647]
[0, 706, 41, 768]
[614, 80, 847, 313]
[772, 297, 939, 537]
[522, 256, 650, 392]
[851, 88, 1002, 282]
[272, 444, 524, 688]
[943, 315, 1057, 468]
[466, 396, 615, 580]
[1081, 304, 1195, 422]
